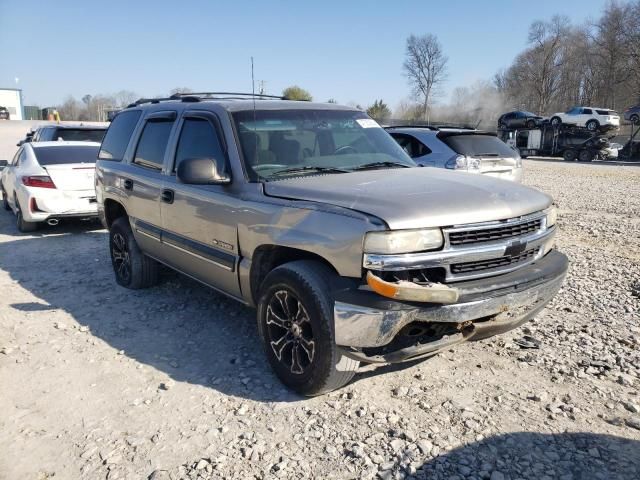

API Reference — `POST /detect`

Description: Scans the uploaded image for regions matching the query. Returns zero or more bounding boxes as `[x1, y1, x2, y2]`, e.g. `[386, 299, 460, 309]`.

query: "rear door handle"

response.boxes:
[123, 178, 133, 190]
[161, 189, 174, 204]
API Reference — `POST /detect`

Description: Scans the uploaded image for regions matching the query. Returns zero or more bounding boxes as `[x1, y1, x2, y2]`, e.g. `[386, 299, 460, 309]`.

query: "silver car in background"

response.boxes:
[386, 126, 523, 182]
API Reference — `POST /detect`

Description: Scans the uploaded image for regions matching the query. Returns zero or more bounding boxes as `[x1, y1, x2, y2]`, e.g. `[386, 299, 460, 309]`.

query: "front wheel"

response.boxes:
[550, 116, 562, 127]
[109, 217, 159, 289]
[526, 119, 536, 129]
[631, 114, 640, 125]
[257, 261, 359, 396]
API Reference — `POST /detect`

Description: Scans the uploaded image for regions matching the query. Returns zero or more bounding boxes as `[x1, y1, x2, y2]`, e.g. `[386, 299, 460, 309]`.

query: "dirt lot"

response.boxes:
[1, 159, 639, 480]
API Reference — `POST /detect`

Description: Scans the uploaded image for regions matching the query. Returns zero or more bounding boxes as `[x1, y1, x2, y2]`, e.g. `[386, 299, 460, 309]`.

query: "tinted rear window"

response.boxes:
[34, 146, 100, 165]
[596, 109, 617, 115]
[52, 128, 106, 142]
[99, 110, 142, 161]
[440, 134, 515, 157]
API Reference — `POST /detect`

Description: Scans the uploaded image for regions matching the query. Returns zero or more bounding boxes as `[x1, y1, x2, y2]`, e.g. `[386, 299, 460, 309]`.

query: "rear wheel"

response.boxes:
[15, 198, 38, 233]
[109, 217, 159, 289]
[257, 260, 359, 396]
[578, 149, 594, 162]
[550, 116, 562, 127]
[631, 114, 639, 125]
[1, 187, 10, 211]
[563, 149, 577, 162]
[586, 120, 599, 131]
[526, 119, 536, 129]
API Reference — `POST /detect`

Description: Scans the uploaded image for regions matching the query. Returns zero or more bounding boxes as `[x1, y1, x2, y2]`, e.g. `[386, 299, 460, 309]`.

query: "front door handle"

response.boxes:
[161, 189, 174, 204]
[123, 178, 133, 190]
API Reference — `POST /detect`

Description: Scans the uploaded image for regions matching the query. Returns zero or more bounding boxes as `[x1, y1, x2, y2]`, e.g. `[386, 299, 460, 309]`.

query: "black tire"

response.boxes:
[563, 149, 577, 162]
[15, 198, 38, 233]
[578, 149, 594, 162]
[498, 122, 507, 130]
[586, 120, 599, 131]
[526, 119, 536, 129]
[257, 260, 359, 396]
[630, 114, 639, 125]
[550, 116, 562, 127]
[109, 217, 159, 289]
[1, 187, 10, 211]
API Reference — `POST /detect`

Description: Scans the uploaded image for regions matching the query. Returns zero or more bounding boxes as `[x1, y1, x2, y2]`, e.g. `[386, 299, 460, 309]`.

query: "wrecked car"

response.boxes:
[95, 93, 568, 395]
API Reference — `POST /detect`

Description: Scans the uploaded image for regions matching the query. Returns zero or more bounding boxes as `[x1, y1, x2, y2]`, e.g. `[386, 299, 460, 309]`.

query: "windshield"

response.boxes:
[440, 133, 516, 158]
[53, 128, 106, 142]
[34, 145, 99, 165]
[233, 109, 415, 181]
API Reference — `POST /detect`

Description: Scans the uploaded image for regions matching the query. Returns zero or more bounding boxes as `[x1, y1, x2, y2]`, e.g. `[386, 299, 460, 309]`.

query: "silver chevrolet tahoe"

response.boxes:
[95, 93, 568, 396]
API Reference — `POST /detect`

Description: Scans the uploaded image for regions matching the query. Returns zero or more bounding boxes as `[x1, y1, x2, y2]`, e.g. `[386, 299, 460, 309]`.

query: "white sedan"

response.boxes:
[1, 141, 100, 232]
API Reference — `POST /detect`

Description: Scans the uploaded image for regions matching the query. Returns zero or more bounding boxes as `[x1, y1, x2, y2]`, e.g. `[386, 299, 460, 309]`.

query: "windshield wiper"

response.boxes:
[351, 161, 412, 171]
[268, 165, 350, 178]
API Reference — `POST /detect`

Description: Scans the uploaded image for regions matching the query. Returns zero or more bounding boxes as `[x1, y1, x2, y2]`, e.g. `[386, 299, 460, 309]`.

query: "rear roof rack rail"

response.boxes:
[126, 92, 286, 108]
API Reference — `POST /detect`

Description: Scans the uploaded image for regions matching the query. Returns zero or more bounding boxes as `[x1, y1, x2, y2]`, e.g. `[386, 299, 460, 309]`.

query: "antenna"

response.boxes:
[251, 57, 258, 166]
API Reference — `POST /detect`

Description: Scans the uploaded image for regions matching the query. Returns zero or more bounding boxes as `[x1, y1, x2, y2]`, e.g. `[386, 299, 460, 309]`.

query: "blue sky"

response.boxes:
[0, 0, 608, 109]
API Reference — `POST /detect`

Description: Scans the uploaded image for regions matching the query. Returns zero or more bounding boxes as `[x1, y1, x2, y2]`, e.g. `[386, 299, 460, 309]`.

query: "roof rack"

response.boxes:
[126, 92, 286, 108]
[384, 124, 476, 131]
[171, 92, 285, 100]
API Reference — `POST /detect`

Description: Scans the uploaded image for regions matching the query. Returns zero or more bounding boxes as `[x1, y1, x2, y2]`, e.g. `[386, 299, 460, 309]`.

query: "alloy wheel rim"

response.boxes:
[112, 233, 131, 282]
[266, 290, 315, 375]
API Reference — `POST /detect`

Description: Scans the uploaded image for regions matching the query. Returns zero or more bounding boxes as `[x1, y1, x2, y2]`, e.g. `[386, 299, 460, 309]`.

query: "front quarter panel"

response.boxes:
[237, 197, 381, 279]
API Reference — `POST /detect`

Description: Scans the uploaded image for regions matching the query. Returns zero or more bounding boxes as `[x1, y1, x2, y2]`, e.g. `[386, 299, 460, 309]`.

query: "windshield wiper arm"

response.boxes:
[351, 161, 412, 171]
[268, 165, 350, 178]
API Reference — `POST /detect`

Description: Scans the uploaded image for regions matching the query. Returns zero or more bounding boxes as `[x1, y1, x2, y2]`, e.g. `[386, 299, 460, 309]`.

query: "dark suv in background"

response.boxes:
[498, 111, 544, 129]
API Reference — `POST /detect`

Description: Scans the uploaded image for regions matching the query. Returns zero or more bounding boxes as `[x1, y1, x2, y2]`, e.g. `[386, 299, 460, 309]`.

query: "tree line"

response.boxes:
[53, 1, 640, 126]
[495, 1, 640, 115]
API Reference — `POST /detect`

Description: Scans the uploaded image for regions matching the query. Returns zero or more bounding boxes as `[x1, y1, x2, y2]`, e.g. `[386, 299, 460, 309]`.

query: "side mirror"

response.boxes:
[177, 157, 230, 185]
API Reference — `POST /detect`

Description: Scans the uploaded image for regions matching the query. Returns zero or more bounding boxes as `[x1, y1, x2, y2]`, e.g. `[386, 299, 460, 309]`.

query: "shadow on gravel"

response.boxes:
[412, 432, 640, 480]
[0, 211, 400, 402]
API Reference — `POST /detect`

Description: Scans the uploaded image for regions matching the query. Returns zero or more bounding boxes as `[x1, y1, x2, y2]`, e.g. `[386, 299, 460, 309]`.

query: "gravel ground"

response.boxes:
[0, 159, 639, 480]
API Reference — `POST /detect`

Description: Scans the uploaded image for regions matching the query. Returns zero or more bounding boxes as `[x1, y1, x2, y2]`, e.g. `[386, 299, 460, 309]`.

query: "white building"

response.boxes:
[0, 88, 24, 120]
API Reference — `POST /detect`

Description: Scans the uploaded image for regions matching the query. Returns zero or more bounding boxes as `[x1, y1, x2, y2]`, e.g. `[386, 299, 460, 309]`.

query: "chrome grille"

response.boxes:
[448, 218, 543, 246]
[451, 247, 539, 274]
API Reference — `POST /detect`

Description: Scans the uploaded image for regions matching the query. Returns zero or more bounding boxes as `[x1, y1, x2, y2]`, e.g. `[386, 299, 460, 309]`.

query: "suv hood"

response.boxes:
[263, 168, 552, 229]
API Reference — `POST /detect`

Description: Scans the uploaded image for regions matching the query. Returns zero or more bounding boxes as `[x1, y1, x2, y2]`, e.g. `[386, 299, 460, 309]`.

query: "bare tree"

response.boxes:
[403, 34, 448, 121]
[169, 87, 193, 96]
[114, 90, 139, 107]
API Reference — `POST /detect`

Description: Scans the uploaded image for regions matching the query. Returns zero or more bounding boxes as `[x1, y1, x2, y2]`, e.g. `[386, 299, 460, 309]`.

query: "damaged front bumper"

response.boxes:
[334, 250, 568, 363]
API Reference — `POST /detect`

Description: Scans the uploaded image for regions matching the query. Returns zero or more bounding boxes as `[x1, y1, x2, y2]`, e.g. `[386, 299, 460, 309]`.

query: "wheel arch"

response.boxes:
[249, 245, 340, 305]
[103, 198, 128, 228]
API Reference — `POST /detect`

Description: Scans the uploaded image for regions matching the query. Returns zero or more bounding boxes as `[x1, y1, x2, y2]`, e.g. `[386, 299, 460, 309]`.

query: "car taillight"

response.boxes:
[22, 175, 56, 189]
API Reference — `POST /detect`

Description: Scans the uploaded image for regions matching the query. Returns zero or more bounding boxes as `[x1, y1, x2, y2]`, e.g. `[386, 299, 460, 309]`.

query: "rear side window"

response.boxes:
[99, 110, 142, 161]
[440, 134, 515, 158]
[133, 120, 174, 169]
[174, 118, 226, 172]
[34, 146, 100, 165]
[583, 108, 592, 114]
[53, 128, 106, 142]
[390, 133, 432, 158]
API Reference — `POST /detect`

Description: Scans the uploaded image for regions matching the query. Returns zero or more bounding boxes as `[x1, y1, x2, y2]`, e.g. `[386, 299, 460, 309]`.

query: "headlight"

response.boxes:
[546, 205, 557, 228]
[445, 155, 480, 171]
[364, 228, 443, 254]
